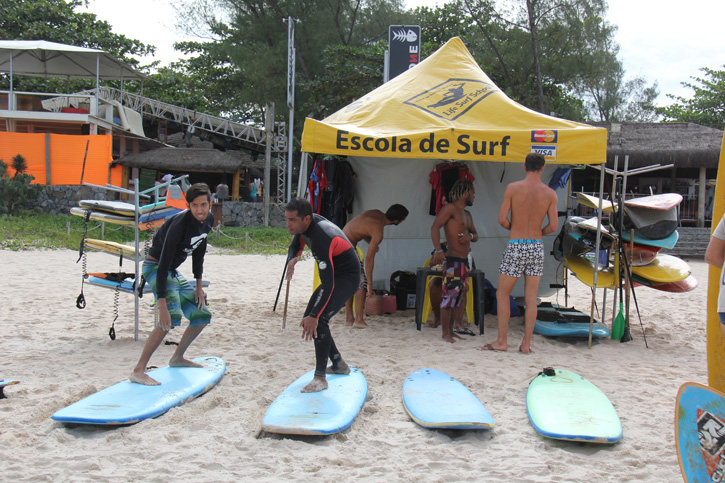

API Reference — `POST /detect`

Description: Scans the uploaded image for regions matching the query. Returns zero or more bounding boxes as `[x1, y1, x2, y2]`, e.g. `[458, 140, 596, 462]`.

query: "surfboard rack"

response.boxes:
[78, 175, 190, 341]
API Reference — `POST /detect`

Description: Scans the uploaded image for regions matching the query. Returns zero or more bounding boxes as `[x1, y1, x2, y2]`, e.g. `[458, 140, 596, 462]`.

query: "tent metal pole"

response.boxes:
[134, 177, 140, 341]
[589, 162, 606, 348]
[8, 51, 13, 110]
[95, 53, 100, 117]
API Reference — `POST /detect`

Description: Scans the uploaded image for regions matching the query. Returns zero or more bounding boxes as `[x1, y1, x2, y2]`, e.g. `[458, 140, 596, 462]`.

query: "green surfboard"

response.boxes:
[527, 367, 622, 443]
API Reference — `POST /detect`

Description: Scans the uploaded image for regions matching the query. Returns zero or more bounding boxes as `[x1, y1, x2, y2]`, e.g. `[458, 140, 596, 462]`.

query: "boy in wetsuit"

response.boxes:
[430, 180, 478, 343]
[284, 198, 360, 392]
[480, 152, 558, 354]
[129, 183, 214, 385]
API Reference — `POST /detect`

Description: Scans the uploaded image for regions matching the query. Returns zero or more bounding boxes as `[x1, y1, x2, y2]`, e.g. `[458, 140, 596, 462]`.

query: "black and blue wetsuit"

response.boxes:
[288, 214, 360, 377]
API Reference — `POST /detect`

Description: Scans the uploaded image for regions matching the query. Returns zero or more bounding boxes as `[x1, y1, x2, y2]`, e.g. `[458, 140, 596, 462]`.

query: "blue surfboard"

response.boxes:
[262, 366, 367, 435]
[527, 368, 622, 443]
[51, 357, 225, 425]
[621, 228, 679, 249]
[534, 303, 610, 338]
[534, 321, 610, 338]
[403, 368, 494, 430]
[676, 382, 725, 482]
[86, 275, 209, 294]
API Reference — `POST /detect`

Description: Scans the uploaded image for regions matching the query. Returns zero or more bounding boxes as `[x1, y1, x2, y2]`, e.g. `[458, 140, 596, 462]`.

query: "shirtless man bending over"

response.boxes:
[343, 204, 409, 328]
[481, 152, 558, 354]
[430, 180, 478, 343]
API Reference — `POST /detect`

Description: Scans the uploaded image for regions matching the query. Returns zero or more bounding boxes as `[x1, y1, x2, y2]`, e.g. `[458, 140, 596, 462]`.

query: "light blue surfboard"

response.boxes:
[621, 228, 679, 249]
[527, 368, 622, 443]
[403, 368, 494, 430]
[676, 382, 725, 482]
[534, 320, 610, 338]
[51, 357, 225, 425]
[262, 366, 367, 435]
[86, 275, 208, 294]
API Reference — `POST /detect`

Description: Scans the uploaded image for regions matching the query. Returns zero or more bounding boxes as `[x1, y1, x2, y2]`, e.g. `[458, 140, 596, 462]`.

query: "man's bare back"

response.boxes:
[342, 205, 409, 327]
[500, 179, 558, 239]
[343, 210, 387, 246]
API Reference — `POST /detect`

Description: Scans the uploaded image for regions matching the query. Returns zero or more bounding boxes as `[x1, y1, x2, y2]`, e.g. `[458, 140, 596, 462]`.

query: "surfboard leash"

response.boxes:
[109, 283, 119, 340]
[75, 211, 92, 310]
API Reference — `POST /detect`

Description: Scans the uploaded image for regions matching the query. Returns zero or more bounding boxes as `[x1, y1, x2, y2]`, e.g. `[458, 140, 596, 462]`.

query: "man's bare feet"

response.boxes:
[442, 335, 455, 343]
[326, 359, 350, 375]
[129, 371, 161, 386]
[519, 344, 533, 354]
[301, 377, 328, 393]
[352, 320, 368, 329]
[169, 357, 203, 368]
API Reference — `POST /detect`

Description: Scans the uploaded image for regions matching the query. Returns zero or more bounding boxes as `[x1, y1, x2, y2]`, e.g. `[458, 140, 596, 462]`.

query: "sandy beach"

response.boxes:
[0, 248, 708, 481]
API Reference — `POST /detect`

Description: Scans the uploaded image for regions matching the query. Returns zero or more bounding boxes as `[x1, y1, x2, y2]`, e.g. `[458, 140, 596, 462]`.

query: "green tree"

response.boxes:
[0, 155, 42, 214]
[658, 66, 725, 129]
[168, 0, 414, 123]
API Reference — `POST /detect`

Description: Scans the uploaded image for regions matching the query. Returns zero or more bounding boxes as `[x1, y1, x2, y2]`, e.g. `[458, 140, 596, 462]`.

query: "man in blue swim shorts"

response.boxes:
[481, 153, 558, 354]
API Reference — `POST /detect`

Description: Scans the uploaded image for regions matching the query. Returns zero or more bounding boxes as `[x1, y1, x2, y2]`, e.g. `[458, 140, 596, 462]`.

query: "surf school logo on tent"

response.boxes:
[404, 79, 497, 121]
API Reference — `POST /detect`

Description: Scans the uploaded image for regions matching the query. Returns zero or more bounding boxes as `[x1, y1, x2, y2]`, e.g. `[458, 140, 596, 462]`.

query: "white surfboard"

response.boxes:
[403, 368, 494, 429]
[51, 357, 225, 425]
[527, 367, 622, 443]
[78, 200, 168, 216]
[262, 366, 367, 435]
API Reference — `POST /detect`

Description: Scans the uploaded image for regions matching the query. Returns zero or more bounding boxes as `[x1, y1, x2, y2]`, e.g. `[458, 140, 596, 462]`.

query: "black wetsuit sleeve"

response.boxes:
[191, 237, 207, 280]
[155, 221, 183, 299]
[287, 234, 305, 261]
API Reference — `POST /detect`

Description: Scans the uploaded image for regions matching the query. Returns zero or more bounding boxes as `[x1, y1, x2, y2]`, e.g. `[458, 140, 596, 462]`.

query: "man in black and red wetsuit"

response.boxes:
[284, 198, 360, 393]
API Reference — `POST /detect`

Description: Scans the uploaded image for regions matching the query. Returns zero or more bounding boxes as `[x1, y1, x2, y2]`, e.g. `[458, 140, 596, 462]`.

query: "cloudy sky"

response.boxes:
[82, 0, 724, 107]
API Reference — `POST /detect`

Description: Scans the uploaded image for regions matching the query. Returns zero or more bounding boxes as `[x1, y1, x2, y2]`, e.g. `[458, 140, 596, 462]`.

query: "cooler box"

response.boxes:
[390, 270, 417, 310]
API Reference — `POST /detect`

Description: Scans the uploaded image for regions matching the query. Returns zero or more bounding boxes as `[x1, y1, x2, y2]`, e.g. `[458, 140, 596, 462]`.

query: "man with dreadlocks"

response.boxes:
[430, 179, 478, 343]
[481, 152, 558, 354]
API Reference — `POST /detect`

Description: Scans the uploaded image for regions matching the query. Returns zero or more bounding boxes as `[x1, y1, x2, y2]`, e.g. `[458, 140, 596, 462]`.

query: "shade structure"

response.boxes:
[302, 37, 606, 164]
[0, 40, 148, 80]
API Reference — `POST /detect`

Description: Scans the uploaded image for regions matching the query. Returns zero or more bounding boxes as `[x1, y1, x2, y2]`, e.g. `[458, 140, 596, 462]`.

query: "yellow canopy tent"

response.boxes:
[299, 37, 607, 297]
[707, 133, 725, 390]
[302, 37, 606, 164]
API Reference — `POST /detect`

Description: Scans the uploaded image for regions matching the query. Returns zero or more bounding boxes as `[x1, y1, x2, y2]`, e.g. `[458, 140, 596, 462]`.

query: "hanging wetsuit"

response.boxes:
[288, 214, 360, 377]
[429, 163, 475, 215]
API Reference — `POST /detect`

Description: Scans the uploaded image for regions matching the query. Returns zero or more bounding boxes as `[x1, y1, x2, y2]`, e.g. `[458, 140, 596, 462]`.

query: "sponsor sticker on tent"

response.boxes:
[531, 144, 557, 162]
[531, 130, 558, 143]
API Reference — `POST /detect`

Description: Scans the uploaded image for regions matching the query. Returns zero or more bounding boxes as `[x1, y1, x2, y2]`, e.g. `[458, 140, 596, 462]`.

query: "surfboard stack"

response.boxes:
[70, 199, 181, 231]
[563, 192, 696, 294]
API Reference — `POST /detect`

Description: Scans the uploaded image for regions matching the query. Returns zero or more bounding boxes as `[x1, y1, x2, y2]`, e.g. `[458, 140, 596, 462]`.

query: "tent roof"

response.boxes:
[301, 37, 606, 164]
[0, 40, 148, 80]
